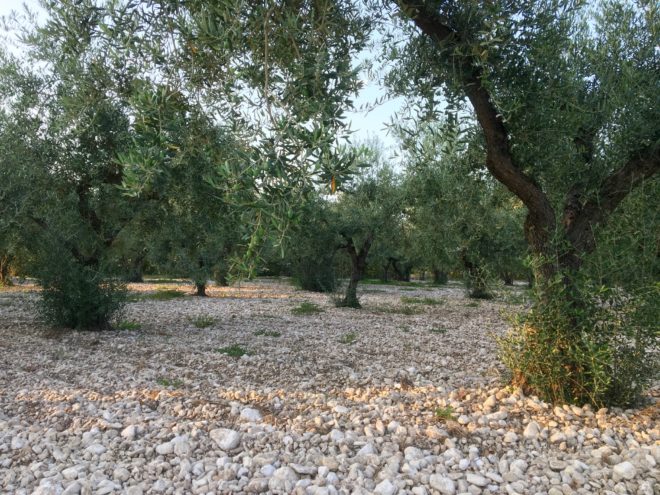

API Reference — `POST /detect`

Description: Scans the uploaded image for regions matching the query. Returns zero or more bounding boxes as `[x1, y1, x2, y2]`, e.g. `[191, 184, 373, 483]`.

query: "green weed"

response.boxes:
[156, 377, 183, 388]
[292, 301, 324, 315]
[434, 406, 455, 421]
[339, 332, 357, 344]
[116, 320, 142, 331]
[216, 344, 248, 357]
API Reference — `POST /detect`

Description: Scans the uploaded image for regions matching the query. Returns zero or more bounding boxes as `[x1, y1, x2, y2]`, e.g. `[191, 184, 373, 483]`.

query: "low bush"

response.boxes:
[498, 279, 658, 407]
[37, 259, 126, 330]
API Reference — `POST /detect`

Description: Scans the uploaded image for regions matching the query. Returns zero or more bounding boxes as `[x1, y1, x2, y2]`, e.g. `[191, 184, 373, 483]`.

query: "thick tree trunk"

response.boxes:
[344, 261, 363, 308]
[432, 269, 448, 285]
[0, 255, 13, 286]
[381, 263, 390, 282]
[194, 282, 207, 297]
[502, 273, 514, 286]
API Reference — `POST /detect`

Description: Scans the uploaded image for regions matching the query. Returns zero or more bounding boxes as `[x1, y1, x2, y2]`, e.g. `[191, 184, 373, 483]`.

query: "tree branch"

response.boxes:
[565, 145, 659, 254]
[397, 2, 557, 253]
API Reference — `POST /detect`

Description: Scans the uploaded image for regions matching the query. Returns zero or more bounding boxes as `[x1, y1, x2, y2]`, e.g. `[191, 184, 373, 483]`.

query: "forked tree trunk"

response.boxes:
[194, 282, 207, 297]
[400, 1, 659, 296]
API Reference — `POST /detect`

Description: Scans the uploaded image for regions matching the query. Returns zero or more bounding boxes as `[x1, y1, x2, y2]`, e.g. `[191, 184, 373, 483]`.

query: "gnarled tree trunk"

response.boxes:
[340, 233, 373, 308]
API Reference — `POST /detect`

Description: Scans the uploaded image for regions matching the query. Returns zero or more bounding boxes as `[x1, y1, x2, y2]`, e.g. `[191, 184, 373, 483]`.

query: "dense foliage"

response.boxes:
[0, 0, 656, 405]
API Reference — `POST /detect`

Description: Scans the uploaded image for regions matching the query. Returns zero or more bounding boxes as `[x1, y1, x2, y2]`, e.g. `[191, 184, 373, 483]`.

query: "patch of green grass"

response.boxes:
[401, 296, 444, 305]
[434, 406, 455, 421]
[292, 301, 325, 315]
[254, 329, 281, 337]
[398, 325, 411, 333]
[465, 301, 480, 307]
[371, 305, 423, 315]
[216, 344, 248, 357]
[189, 315, 215, 328]
[429, 327, 447, 334]
[116, 320, 142, 331]
[145, 289, 186, 301]
[339, 332, 357, 344]
[156, 377, 183, 388]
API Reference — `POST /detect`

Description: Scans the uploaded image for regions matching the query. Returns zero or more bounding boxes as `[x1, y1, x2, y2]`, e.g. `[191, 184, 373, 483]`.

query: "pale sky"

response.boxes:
[0, 0, 402, 152]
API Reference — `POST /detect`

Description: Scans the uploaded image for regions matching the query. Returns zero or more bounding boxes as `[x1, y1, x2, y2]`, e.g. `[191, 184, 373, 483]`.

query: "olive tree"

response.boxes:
[382, 1, 658, 404]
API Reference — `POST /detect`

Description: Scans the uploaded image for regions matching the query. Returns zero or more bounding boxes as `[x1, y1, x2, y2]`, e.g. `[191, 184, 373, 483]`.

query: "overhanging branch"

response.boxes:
[396, 1, 557, 250]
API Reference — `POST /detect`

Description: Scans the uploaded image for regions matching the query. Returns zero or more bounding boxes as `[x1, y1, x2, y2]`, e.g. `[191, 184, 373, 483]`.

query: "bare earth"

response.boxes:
[0, 279, 657, 495]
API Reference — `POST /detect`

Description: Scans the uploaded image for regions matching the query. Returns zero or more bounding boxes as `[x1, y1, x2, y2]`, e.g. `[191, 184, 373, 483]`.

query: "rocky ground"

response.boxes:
[0, 279, 657, 495]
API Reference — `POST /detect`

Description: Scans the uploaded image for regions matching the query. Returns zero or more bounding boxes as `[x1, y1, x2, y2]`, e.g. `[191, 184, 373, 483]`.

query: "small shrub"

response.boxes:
[463, 261, 495, 299]
[116, 320, 141, 331]
[254, 329, 281, 337]
[190, 315, 215, 328]
[36, 258, 126, 330]
[339, 332, 357, 344]
[292, 301, 324, 315]
[498, 279, 659, 407]
[430, 327, 447, 334]
[146, 289, 186, 301]
[434, 406, 455, 421]
[216, 344, 248, 357]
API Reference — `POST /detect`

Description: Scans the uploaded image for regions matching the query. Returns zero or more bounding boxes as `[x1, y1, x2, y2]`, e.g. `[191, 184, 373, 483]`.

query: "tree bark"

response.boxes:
[432, 268, 448, 285]
[397, 2, 660, 289]
[502, 273, 514, 286]
[194, 282, 207, 297]
[340, 233, 373, 308]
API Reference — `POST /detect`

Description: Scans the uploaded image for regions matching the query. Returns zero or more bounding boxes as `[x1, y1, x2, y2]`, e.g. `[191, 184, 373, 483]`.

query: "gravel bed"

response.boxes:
[0, 279, 657, 495]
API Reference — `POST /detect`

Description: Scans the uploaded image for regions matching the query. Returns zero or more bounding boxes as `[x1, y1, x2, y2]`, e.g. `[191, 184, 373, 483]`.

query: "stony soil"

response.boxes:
[0, 279, 657, 495]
